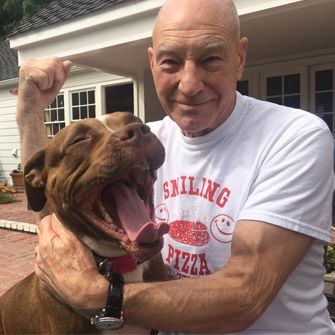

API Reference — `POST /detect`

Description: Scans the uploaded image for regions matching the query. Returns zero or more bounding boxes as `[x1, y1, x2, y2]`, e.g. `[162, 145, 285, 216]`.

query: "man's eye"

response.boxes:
[202, 56, 225, 71]
[203, 56, 222, 64]
[159, 59, 179, 69]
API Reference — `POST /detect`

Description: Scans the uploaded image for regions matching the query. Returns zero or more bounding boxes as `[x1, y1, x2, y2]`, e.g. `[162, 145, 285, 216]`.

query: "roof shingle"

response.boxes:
[0, 40, 18, 81]
[8, 0, 127, 37]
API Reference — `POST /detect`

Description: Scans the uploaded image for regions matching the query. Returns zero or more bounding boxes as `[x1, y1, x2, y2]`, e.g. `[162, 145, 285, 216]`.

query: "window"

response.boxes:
[237, 80, 249, 96]
[311, 67, 334, 133]
[44, 94, 65, 137]
[265, 73, 301, 108]
[71, 89, 96, 121]
[105, 83, 134, 114]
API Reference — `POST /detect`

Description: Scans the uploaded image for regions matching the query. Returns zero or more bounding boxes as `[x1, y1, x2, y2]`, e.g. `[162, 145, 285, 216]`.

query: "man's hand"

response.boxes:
[35, 214, 106, 311]
[17, 57, 72, 116]
[16, 57, 72, 165]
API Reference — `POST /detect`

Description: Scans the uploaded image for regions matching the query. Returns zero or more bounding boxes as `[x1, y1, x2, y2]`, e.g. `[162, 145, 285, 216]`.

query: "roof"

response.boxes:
[8, 0, 127, 37]
[0, 40, 18, 81]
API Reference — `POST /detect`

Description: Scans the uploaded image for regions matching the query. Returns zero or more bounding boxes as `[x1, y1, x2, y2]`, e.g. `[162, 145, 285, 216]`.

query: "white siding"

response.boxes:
[0, 84, 20, 181]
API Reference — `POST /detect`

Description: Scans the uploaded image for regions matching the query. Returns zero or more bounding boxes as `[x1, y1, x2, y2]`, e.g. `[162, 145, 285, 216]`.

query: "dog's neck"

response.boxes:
[80, 235, 148, 282]
[94, 253, 137, 275]
[95, 253, 147, 282]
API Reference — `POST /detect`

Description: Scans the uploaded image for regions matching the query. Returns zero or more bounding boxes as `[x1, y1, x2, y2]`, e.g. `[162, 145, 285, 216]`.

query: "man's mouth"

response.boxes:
[174, 98, 213, 107]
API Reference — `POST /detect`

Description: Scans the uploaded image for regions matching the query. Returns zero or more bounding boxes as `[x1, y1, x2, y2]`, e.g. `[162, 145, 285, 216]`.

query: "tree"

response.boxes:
[0, 0, 53, 39]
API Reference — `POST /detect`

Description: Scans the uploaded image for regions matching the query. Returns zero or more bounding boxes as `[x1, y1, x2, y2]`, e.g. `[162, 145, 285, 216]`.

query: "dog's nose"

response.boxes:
[116, 123, 150, 142]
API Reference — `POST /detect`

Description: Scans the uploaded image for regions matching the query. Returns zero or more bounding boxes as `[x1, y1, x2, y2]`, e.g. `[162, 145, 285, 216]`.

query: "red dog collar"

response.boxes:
[96, 254, 137, 274]
[110, 254, 137, 273]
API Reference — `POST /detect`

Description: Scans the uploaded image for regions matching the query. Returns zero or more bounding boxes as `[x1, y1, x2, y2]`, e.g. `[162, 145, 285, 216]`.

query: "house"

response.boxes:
[0, 0, 334, 181]
[0, 40, 19, 180]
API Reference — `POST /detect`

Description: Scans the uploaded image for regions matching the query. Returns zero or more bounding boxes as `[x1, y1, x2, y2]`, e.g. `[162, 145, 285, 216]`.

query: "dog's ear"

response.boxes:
[24, 149, 47, 212]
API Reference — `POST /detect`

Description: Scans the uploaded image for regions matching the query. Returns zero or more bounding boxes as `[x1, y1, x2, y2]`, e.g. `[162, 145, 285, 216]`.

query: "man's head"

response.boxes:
[148, 0, 248, 137]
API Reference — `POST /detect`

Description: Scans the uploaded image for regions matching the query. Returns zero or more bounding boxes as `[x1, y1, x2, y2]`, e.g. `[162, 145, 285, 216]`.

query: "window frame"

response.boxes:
[44, 93, 66, 138]
[309, 63, 335, 134]
[260, 67, 308, 110]
[70, 88, 96, 122]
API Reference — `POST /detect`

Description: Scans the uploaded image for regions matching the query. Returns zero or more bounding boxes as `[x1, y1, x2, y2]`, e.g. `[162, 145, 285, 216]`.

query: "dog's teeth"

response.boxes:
[98, 202, 115, 226]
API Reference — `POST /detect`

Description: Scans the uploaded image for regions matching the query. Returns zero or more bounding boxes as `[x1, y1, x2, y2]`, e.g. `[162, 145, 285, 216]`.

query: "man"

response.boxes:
[17, 0, 334, 333]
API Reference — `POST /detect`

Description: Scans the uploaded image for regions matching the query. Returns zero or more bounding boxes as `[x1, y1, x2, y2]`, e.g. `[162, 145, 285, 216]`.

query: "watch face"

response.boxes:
[95, 316, 124, 330]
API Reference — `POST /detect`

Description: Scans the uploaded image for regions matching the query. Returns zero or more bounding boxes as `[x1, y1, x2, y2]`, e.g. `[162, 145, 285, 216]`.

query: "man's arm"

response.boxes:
[16, 57, 72, 165]
[35, 215, 312, 333]
[124, 220, 312, 333]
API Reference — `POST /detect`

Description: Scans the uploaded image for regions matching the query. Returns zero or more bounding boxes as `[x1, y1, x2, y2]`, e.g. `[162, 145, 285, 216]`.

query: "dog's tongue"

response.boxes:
[107, 183, 169, 243]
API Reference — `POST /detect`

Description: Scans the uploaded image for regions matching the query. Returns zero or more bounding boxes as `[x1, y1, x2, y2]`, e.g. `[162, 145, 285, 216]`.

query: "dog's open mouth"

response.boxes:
[79, 167, 169, 261]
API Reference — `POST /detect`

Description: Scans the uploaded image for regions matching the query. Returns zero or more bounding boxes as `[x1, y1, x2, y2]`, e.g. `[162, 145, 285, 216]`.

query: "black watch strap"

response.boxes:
[105, 272, 124, 318]
[90, 272, 125, 330]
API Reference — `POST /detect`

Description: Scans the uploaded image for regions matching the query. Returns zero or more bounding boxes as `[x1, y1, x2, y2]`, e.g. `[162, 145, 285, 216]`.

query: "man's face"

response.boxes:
[149, 1, 247, 137]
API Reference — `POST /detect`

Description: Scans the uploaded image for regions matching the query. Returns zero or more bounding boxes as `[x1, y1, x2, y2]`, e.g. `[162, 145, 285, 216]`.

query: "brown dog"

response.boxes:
[0, 112, 168, 334]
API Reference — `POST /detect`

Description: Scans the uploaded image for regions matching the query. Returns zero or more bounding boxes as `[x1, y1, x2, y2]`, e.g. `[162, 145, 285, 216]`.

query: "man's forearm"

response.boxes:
[79, 271, 252, 334]
[17, 103, 48, 165]
[122, 273, 254, 334]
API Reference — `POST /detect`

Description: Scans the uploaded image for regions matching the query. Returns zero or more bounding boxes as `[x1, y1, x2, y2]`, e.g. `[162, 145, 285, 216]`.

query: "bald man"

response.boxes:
[17, 0, 334, 334]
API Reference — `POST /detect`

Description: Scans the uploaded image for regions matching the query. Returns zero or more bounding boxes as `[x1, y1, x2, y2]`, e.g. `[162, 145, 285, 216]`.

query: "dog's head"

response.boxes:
[24, 112, 168, 262]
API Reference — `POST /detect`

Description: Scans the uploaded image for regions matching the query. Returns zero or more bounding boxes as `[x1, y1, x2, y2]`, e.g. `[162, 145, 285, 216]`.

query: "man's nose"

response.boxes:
[178, 61, 204, 96]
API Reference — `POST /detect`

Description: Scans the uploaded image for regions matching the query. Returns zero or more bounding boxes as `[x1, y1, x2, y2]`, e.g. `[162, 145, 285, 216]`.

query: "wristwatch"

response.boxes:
[91, 272, 125, 330]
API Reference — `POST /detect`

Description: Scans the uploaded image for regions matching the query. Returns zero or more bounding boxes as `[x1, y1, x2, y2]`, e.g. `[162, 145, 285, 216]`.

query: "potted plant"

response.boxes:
[10, 163, 24, 191]
[0, 179, 17, 204]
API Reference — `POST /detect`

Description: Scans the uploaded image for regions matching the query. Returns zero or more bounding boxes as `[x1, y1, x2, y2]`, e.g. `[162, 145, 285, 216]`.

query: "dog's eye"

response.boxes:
[67, 136, 90, 147]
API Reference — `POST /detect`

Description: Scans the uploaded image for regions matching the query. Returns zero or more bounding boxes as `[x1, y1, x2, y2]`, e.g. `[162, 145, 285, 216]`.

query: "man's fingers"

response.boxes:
[50, 213, 75, 240]
[37, 214, 54, 236]
[63, 60, 73, 79]
[20, 57, 71, 93]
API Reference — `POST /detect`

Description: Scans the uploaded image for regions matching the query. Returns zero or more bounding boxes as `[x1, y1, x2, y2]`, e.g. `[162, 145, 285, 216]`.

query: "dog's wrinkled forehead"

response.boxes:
[48, 112, 142, 148]
[97, 112, 143, 132]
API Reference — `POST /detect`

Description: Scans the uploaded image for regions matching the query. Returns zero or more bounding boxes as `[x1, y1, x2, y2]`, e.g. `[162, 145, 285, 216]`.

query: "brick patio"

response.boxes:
[0, 192, 37, 296]
[0, 228, 36, 296]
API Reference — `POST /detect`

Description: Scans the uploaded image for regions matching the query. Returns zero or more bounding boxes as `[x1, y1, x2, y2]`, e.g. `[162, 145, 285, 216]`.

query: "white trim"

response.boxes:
[246, 47, 335, 69]
[96, 85, 104, 117]
[133, 79, 139, 118]
[237, 0, 305, 16]
[0, 220, 37, 234]
[0, 78, 18, 88]
[9, 0, 164, 50]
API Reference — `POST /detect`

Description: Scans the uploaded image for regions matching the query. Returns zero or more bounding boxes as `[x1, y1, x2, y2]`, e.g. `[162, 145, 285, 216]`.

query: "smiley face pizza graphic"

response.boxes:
[210, 214, 235, 243]
[154, 203, 169, 224]
[169, 220, 210, 247]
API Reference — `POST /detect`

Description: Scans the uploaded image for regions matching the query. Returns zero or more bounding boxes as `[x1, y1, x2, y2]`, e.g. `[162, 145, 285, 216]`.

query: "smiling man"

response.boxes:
[17, 0, 335, 334]
[148, 0, 246, 138]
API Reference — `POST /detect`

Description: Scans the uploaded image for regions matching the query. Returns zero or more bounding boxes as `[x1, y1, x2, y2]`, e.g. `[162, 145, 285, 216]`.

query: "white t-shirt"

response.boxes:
[147, 92, 335, 334]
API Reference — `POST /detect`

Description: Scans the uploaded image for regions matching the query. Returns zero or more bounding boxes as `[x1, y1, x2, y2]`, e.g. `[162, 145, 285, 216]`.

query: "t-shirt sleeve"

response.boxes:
[238, 125, 334, 243]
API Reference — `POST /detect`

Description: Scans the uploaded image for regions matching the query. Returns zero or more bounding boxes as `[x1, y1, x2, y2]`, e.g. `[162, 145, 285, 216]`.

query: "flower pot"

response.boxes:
[10, 172, 25, 192]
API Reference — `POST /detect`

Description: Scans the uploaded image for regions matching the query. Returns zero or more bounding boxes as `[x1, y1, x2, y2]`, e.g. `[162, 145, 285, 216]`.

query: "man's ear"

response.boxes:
[148, 47, 155, 71]
[236, 37, 248, 81]
[24, 150, 47, 212]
